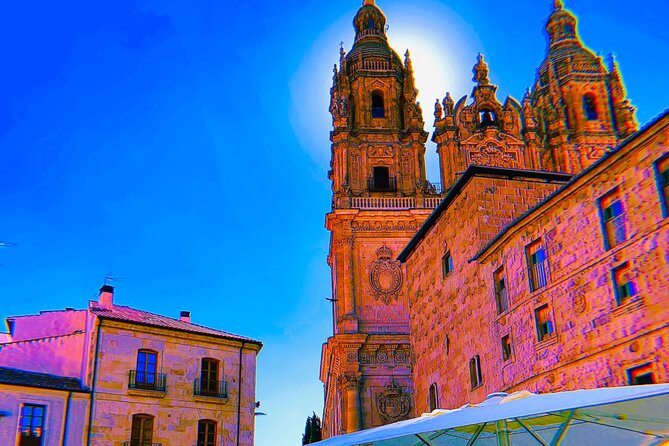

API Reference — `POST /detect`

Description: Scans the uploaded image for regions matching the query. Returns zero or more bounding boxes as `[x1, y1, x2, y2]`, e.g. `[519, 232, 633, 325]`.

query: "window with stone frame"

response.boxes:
[130, 413, 154, 446]
[655, 154, 669, 217]
[526, 239, 549, 292]
[428, 383, 439, 411]
[599, 189, 627, 250]
[469, 355, 482, 389]
[534, 304, 555, 342]
[371, 91, 385, 118]
[583, 93, 598, 120]
[627, 363, 655, 385]
[197, 419, 217, 446]
[441, 251, 453, 279]
[200, 358, 220, 396]
[18, 404, 46, 446]
[134, 349, 158, 388]
[494, 266, 508, 313]
[501, 335, 512, 362]
[611, 262, 637, 306]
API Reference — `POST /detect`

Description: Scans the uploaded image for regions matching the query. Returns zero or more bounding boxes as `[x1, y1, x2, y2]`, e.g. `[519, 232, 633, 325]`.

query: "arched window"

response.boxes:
[130, 414, 154, 446]
[198, 419, 217, 446]
[371, 91, 384, 118]
[370, 166, 392, 191]
[583, 94, 598, 120]
[428, 383, 439, 411]
[479, 109, 496, 127]
[200, 358, 220, 396]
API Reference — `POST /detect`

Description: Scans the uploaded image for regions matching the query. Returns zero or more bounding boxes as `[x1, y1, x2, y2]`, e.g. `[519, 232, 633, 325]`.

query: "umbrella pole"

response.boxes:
[496, 419, 511, 446]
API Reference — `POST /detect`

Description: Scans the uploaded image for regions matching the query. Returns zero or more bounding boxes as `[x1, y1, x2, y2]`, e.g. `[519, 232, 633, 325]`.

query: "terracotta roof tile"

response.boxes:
[0, 367, 86, 392]
[90, 304, 262, 347]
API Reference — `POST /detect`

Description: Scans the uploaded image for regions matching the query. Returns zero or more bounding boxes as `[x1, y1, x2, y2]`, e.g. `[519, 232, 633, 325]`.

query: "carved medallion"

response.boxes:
[572, 293, 587, 314]
[376, 382, 411, 423]
[369, 245, 403, 304]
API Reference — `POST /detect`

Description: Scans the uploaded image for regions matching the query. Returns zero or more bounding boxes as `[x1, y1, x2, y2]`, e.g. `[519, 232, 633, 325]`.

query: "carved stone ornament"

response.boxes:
[376, 382, 411, 423]
[470, 143, 517, 168]
[369, 245, 403, 304]
[369, 146, 394, 158]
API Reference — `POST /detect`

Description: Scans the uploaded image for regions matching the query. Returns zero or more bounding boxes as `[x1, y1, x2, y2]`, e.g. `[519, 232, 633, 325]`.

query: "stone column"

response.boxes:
[341, 373, 362, 433]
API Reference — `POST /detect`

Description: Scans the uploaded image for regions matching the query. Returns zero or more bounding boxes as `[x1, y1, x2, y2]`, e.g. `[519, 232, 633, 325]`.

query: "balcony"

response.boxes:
[194, 378, 229, 398]
[128, 370, 166, 392]
[367, 176, 397, 192]
[528, 260, 550, 293]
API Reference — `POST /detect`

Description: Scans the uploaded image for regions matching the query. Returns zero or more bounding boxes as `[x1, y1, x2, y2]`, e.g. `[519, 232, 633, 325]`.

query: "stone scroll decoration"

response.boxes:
[469, 142, 518, 168]
[376, 381, 411, 423]
[369, 245, 403, 304]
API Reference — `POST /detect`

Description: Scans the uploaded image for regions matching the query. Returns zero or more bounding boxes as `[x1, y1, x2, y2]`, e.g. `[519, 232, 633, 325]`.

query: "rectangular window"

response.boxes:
[469, 355, 482, 389]
[612, 262, 637, 306]
[655, 155, 669, 217]
[441, 251, 453, 279]
[627, 363, 655, 385]
[599, 190, 627, 249]
[201, 358, 220, 396]
[535, 305, 554, 342]
[526, 240, 549, 292]
[130, 414, 154, 446]
[136, 350, 157, 387]
[18, 404, 46, 446]
[494, 267, 508, 313]
[197, 419, 217, 446]
[501, 335, 512, 361]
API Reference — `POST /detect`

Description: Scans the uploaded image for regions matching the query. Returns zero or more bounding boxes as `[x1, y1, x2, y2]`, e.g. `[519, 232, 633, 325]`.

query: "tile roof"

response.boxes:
[90, 304, 263, 347]
[0, 367, 87, 392]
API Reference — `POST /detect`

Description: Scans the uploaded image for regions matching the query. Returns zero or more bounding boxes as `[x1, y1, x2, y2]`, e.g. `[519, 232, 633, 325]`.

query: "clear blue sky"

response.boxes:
[0, 1, 667, 444]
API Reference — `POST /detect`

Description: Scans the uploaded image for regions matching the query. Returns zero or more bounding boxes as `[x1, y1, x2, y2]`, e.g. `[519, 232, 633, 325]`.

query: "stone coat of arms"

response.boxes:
[369, 245, 403, 304]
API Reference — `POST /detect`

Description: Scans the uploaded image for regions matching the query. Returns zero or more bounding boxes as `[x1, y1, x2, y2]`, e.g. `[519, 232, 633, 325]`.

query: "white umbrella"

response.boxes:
[313, 384, 669, 446]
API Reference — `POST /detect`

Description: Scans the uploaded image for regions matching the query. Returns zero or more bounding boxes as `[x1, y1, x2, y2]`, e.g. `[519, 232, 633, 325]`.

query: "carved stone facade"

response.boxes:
[321, 0, 659, 440]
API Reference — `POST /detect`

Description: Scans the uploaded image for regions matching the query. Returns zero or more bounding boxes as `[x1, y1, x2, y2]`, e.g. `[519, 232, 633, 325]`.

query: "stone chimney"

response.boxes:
[98, 285, 114, 309]
[180, 311, 191, 323]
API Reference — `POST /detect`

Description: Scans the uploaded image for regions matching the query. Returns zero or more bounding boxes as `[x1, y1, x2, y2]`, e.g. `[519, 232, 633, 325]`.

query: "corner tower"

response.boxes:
[320, 0, 441, 438]
[532, 0, 638, 173]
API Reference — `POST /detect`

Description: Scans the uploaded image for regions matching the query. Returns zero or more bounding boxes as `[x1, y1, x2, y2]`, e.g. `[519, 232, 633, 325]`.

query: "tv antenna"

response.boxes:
[104, 272, 123, 285]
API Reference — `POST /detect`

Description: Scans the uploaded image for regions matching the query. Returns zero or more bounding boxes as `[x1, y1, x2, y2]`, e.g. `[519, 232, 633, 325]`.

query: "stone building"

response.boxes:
[0, 285, 262, 446]
[320, 0, 667, 439]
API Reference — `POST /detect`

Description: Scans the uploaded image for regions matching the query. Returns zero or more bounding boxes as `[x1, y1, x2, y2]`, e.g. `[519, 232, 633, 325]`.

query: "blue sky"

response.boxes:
[0, 1, 667, 444]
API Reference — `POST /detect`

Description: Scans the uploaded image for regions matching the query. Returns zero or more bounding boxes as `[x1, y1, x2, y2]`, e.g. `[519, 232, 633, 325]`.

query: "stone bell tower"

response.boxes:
[531, 0, 638, 173]
[320, 0, 441, 438]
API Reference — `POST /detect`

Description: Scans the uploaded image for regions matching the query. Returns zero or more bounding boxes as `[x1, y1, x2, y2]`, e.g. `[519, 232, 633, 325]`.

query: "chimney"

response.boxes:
[98, 285, 114, 309]
[180, 311, 191, 323]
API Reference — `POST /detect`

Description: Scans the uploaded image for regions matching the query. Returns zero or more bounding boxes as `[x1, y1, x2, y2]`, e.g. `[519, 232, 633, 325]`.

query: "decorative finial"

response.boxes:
[553, 0, 563, 10]
[473, 53, 490, 86]
[363, 0, 375, 5]
[404, 50, 413, 70]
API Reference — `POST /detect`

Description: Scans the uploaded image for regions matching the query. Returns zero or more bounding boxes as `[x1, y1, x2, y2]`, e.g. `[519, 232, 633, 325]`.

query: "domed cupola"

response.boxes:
[545, 0, 578, 48]
[353, 0, 387, 43]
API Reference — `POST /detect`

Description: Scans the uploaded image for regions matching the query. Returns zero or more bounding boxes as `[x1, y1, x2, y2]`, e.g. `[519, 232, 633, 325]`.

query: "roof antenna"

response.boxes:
[104, 272, 123, 285]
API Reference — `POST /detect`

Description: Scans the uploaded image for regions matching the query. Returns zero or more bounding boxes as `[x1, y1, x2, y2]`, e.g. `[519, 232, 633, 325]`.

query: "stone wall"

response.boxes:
[89, 319, 259, 446]
[404, 114, 669, 413]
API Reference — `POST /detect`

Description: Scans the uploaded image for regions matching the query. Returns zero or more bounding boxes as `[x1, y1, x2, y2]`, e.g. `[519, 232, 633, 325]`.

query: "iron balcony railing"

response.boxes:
[528, 260, 550, 293]
[367, 176, 397, 192]
[128, 370, 167, 391]
[495, 287, 509, 314]
[194, 378, 229, 398]
[605, 214, 626, 248]
[122, 442, 162, 446]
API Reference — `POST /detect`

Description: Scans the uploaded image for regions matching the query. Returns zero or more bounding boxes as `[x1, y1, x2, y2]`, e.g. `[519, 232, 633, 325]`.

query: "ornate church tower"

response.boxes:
[531, 0, 638, 173]
[320, 0, 440, 438]
[433, 54, 542, 190]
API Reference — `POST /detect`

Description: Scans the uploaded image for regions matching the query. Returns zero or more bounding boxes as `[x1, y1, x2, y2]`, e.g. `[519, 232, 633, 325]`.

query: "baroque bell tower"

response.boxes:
[531, 0, 638, 173]
[320, 0, 441, 438]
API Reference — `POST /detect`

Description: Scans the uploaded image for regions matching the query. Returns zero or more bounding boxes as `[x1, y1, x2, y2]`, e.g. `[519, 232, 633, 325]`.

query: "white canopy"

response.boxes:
[313, 384, 669, 446]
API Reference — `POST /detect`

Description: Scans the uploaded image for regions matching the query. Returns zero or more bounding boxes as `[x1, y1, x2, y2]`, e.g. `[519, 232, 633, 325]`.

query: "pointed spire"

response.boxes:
[404, 50, 416, 92]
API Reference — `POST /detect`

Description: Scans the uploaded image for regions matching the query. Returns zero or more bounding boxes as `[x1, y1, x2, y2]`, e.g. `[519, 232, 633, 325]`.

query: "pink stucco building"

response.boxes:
[0, 285, 262, 446]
